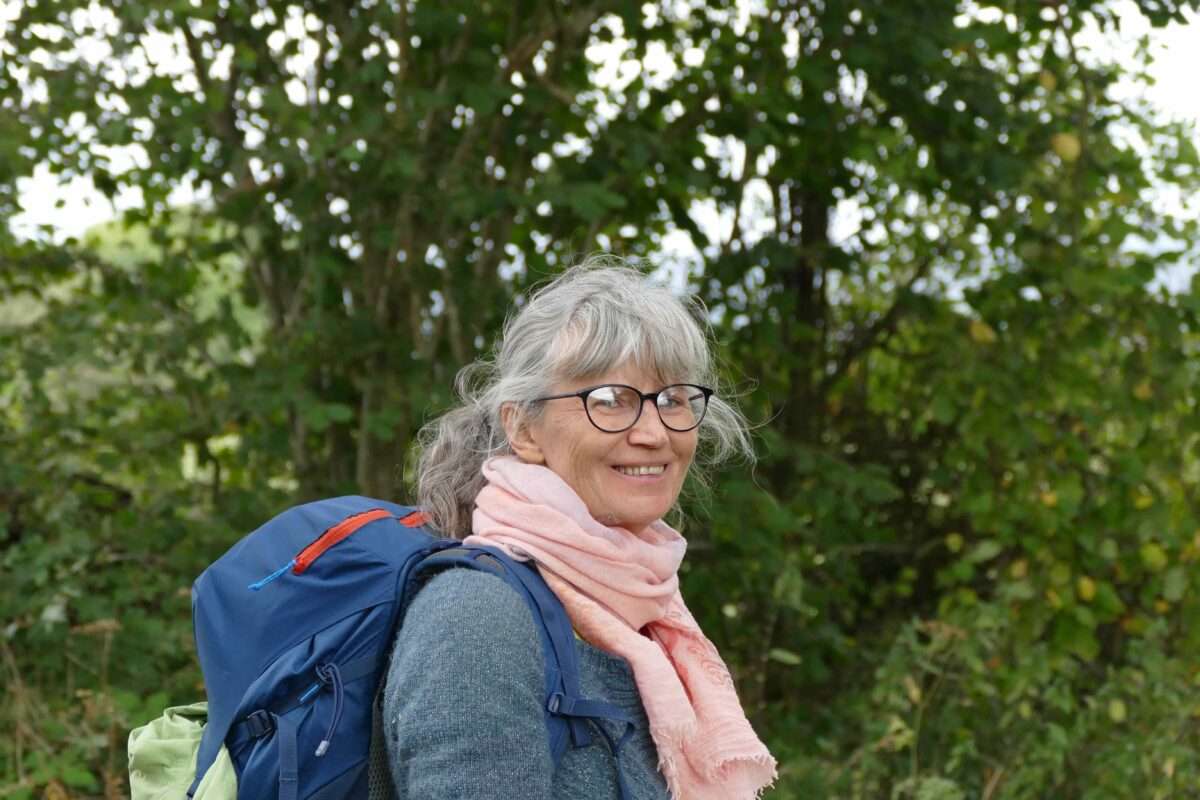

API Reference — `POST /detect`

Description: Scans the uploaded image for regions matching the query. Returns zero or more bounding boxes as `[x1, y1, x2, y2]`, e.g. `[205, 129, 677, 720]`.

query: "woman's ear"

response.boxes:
[500, 403, 546, 464]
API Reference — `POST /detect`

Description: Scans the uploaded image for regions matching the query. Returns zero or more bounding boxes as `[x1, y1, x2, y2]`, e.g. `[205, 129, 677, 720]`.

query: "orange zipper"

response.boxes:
[293, 508, 392, 574]
[249, 508, 432, 590]
[398, 510, 429, 528]
[291, 508, 430, 575]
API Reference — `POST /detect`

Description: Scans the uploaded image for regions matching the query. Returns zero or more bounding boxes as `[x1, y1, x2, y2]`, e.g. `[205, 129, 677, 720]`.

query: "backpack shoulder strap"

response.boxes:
[409, 545, 584, 765]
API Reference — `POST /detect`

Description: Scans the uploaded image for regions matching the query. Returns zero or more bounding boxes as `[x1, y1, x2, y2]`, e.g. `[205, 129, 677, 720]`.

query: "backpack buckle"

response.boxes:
[546, 692, 576, 715]
[243, 709, 275, 738]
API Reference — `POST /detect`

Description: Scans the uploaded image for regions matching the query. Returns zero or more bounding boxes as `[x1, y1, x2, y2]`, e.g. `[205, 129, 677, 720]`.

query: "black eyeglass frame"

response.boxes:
[530, 383, 714, 433]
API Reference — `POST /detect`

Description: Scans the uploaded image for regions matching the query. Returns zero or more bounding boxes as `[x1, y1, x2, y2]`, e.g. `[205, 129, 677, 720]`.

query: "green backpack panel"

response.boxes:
[128, 703, 237, 799]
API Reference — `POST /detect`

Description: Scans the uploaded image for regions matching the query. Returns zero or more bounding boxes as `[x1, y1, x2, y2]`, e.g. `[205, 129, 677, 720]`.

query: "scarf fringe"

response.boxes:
[709, 750, 780, 787]
[653, 721, 778, 800]
[650, 718, 698, 790]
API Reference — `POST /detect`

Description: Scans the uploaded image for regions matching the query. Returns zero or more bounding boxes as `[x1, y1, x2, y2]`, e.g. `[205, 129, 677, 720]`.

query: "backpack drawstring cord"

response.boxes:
[313, 662, 345, 757]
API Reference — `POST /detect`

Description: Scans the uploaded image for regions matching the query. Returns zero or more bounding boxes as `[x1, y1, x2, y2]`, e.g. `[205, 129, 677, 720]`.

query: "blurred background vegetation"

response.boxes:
[2, 0, 1200, 797]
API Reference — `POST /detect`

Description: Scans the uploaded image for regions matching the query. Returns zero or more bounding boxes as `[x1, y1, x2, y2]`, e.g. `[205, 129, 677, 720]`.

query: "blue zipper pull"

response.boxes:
[248, 559, 296, 591]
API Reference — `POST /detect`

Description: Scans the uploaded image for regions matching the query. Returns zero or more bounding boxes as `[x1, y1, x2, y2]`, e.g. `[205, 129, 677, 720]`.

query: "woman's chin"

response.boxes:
[599, 505, 669, 533]
[590, 474, 681, 530]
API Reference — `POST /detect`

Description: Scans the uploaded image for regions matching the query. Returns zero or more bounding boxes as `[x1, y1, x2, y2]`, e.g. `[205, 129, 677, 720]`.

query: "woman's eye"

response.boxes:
[659, 389, 686, 408]
[591, 388, 620, 407]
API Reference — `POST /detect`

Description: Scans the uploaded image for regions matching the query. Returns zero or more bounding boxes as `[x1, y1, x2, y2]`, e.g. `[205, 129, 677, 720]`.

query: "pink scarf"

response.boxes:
[463, 456, 777, 800]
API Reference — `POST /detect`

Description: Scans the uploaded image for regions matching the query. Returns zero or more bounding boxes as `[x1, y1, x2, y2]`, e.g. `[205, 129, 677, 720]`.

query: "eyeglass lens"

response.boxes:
[585, 384, 707, 432]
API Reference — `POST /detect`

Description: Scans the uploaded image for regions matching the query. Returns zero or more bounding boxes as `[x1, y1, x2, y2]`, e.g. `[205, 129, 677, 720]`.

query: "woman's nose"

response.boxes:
[627, 399, 669, 445]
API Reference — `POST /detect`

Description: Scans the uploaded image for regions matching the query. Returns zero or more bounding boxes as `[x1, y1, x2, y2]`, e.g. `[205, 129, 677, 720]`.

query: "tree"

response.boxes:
[2, 0, 1199, 796]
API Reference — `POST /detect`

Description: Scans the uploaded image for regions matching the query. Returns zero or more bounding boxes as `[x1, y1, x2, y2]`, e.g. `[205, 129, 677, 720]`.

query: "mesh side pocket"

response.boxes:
[366, 687, 398, 800]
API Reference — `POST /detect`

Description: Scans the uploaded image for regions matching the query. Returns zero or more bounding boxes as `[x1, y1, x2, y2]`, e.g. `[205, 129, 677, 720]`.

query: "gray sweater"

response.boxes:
[380, 568, 672, 799]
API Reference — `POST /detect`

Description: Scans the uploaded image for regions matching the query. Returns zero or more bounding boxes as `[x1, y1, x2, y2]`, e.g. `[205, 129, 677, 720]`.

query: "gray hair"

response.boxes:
[413, 256, 753, 537]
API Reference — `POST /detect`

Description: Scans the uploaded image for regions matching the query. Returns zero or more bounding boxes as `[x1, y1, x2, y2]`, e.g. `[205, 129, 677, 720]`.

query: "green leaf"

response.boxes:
[1140, 543, 1169, 573]
[1052, 614, 1099, 661]
[767, 648, 802, 666]
[61, 765, 99, 790]
[1163, 566, 1188, 603]
[966, 540, 1003, 563]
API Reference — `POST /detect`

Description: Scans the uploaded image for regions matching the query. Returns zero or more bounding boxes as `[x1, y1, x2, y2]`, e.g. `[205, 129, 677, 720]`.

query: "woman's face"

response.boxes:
[507, 364, 699, 534]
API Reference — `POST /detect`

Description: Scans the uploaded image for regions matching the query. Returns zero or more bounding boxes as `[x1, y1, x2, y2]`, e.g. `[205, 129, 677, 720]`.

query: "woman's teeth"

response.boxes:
[615, 465, 665, 476]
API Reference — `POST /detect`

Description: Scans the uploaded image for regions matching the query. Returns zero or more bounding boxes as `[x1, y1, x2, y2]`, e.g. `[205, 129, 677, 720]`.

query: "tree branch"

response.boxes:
[818, 252, 936, 397]
[722, 140, 757, 257]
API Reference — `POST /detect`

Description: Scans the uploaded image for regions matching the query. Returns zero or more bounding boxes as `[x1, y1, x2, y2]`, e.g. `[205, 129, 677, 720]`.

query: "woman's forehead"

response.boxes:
[555, 363, 679, 391]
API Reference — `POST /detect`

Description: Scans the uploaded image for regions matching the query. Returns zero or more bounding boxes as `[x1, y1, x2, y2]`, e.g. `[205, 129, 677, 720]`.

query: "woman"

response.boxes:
[382, 260, 777, 799]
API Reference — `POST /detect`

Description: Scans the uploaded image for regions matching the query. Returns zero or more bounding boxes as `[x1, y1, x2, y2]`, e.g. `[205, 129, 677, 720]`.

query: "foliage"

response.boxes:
[2, 0, 1200, 797]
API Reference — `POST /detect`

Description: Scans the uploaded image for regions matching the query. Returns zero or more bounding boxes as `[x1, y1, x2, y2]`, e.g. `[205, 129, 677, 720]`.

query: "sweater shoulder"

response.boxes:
[396, 566, 543, 666]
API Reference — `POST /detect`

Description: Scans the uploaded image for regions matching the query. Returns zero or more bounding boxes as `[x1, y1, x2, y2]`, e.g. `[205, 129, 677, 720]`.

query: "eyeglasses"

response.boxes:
[530, 383, 714, 433]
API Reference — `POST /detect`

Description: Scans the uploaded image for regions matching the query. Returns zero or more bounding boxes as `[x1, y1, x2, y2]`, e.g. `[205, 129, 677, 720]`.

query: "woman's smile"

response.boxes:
[612, 463, 667, 478]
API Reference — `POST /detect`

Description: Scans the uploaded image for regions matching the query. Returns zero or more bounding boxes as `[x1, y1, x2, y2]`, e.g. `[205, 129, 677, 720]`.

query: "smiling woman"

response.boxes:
[380, 257, 776, 800]
[414, 255, 754, 539]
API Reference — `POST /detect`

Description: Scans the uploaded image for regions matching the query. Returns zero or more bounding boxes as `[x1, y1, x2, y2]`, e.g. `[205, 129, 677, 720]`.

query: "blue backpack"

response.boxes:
[188, 495, 636, 799]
